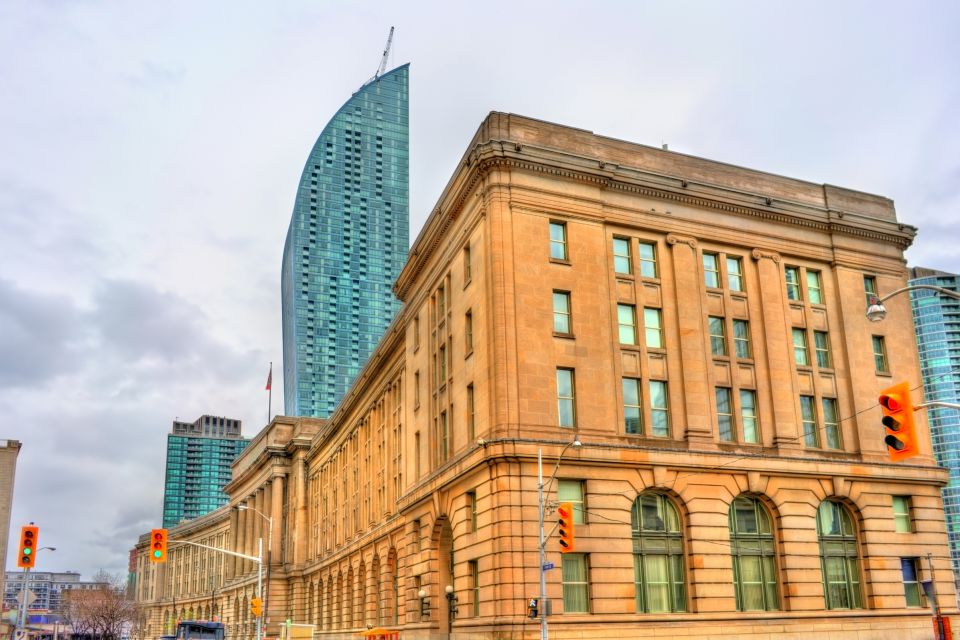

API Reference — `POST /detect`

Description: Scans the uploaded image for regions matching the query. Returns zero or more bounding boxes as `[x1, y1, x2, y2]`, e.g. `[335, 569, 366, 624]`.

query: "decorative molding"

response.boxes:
[747, 471, 769, 495]
[666, 233, 697, 249]
[832, 476, 850, 498]
[751, 248, 781, 264]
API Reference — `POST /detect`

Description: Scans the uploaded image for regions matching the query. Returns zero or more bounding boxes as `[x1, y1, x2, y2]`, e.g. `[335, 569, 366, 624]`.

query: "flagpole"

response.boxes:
[267, 362, 272, 423]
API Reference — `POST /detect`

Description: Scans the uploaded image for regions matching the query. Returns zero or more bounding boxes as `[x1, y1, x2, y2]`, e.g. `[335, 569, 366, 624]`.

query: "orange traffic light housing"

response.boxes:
[150, 528, 169, 563]
[17, 525, 39, 569]
[250, 597, 263, 617]
[879, 382, 919, 462]
[557, 502, 575, 553]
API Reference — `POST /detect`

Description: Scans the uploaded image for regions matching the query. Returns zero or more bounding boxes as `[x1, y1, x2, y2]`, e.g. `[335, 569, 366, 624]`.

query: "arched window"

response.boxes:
[729, 496, 779, 611]
[817, 500, 863, 610]
[631, 492, 686, 612]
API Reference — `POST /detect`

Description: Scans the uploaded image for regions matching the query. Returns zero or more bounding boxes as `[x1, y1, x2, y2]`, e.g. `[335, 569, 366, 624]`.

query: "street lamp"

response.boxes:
[537, 436, 581, 640]
[866, 284, 960, 322]
[444, 584, 458, 620]
[18, 546, 56, 633]
[236, 504, 272, 640]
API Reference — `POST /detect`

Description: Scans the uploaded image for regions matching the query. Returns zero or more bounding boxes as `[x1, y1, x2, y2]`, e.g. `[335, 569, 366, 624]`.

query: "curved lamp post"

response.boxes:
[538, 436, 582, 640]
[236, 505, 272, 640]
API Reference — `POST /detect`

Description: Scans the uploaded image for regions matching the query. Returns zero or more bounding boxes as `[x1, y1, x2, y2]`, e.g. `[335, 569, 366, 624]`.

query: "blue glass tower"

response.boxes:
[282, 65, 409, 418]
[909, 266, 960, 597]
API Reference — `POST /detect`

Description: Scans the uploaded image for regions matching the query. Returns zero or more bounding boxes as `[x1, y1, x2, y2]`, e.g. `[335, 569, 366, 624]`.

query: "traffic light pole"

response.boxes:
[256, 538, 263, 640]
[538, 449, 547, 640]
[16, 567, 29, 635]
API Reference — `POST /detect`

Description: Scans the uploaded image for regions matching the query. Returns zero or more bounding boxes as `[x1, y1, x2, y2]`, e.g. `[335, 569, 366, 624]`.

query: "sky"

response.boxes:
[1, 0, 958, 578]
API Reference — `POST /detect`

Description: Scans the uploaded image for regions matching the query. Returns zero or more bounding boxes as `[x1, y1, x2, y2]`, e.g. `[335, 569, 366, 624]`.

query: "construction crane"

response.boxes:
[373, 27, 394, 80]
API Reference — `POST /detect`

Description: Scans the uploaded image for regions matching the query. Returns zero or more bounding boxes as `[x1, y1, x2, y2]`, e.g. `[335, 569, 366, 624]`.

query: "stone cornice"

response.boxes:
[752, 248, 781, 264]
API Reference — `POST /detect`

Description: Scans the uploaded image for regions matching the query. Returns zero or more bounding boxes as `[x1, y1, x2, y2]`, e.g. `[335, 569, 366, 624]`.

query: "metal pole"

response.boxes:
[256, 537, 263, 640]
[926, 553, 943, 640]
[264, 517, 273, 632]
[538, 449, 547, 640]
[17, 566, 29, 633]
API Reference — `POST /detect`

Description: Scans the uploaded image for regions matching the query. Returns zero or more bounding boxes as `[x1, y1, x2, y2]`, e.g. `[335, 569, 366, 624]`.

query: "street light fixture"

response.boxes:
[537, 436, 582, 640]
[236, 504, 272, 640]
[866, 284, 960, 323]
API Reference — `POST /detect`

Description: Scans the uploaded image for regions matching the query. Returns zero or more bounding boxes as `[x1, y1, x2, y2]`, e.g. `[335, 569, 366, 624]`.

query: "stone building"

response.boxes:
[0, 439, 21, 600]
[134, 113, 955, 639]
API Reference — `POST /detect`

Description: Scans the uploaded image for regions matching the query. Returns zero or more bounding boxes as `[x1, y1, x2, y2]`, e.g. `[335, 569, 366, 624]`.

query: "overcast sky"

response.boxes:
[1, 1, 958, 578]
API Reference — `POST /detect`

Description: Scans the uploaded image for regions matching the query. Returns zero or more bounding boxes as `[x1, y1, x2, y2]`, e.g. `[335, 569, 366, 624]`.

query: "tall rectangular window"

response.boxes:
[463, 245, 472, 284]
[557, 369, 576, 428]
[822, 397, 841, 450]
[438, 344, 447, 385]
[873, 336, 889, 373]
[639, 242, 658, 278]
[414, 315, 420, 350]
[613, 237, 632, 275]
[727, 256, 744, 292]
[901, 558, 923, 607]
[785, 266, 801, 301]
[814, 331, 832, 369]
[550, 221, 568, 261]
[414, 371, 420, 408]
[553, 291, 572, 335]
[709, 316, 727, 356]
[618, 304, 637, 345]
[466, 384, 476, 441]
[792, 328, 809, 366]
[864, 275, 878, 306]
[703, 253, 720, 288]
[893, 496, 913, 533]
[558, 479, 586, 524]
[467, 490, 478, 531]
[649, 381, 669, 437]
[716, 387, 734, 441]
[562, 554, 589, 613]
[800, 395, 819, 447]
[806, 270, 823, 304]
[439, 411, 449, 461]
[469, 560, 480, 616]
[415, 432, 421, 478]
[644, 308, 663, 348]
[740, 389, 759, 444]
[733, 319, 751, 359]
[465, 310, 474, 354]
[623, 378, 642, 435]
[437, 286, 446, 317]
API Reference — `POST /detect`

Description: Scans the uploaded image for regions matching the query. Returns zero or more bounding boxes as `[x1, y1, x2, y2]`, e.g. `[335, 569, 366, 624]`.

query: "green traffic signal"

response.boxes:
[153, 550, 162, 558]
[22, 548, 31, 555]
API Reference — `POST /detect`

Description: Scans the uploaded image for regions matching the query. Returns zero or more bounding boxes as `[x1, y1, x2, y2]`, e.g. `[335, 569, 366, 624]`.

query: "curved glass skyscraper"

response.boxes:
[282, 64, 409, 418]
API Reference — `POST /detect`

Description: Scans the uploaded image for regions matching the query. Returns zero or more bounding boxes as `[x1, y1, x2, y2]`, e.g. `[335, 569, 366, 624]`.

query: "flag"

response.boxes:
[265, 365, 272, 391]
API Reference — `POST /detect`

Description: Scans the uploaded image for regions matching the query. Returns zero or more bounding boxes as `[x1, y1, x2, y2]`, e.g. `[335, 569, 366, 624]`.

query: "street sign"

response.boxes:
[542, 562, 555, 571]
[14, 629, 27, 640]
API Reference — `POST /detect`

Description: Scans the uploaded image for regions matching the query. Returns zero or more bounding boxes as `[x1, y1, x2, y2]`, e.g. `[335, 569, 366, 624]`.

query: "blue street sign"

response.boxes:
[542, 562, 555, 570]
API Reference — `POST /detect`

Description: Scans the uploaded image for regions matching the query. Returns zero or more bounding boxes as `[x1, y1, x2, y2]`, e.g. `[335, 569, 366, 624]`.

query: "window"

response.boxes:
[740, 390, 759, 444]
[414, 371, 420, 408]
[649, 381, 670, 437]
[438, 344, 447, 385]
[413, 518, 421, 550]
[800, 395, 819, 447]
[469, 560, 480, 616]
[872, 336, 889, 373]
[618, 304, 637, 345]
[613, 237, 632, 275]
[807, 270, 823, 304]
[639, 242, 658, 278]
[623, 378, 642, 435]
[709, 316, 727, 356]
[550, 221, 568, 261]
[632, 493, 686, 613]
[561, 554, 589, 613]
[414, 315, 420, 350]
[817, 501, 863, 610]
[463, 245, 472, 284]
[553, 291, 572, 335]
[785, 266, 801, 301]
[729, 497, 778, 611]
[556, 369, 576, 428]
[437, 286, 446, 317]
[733, 320, 751, 359]
[465, 311, 473, 354]
[901, 558, 923, 607]
[792, 328, 809, 366]
[466, 384, 476, 441]
[864, 275, 878, 306]
[415, 432, 421, 478]
[893, 496, 913, 533]
[644, 308, 663, 348]
[703, 253, 720, 288]
[466, 491, 477, 531]
[558, 479, 586, 524]
[439, 411, 449, 461]
[822, 398, 841, 450]
[727, 257, 744, 292]
[716, 387, 734, 441]
[814, 331, 831, 368]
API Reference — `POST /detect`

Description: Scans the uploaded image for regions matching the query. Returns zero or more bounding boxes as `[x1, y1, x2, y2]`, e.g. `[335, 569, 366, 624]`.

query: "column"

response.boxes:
[227, 508, 239, 580]
[271, 476, 284, 565]
[245, 498, 255, 574]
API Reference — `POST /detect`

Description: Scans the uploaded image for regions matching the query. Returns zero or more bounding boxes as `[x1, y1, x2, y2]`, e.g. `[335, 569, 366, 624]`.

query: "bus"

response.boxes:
[174, 621, 225, 640]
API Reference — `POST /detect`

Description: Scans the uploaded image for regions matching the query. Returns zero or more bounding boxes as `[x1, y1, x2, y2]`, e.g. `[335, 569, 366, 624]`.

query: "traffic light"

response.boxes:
[150, 528, 168, 563]
[557, 502, 575, 553]
[527, 598, 539, 619]
[17, 525, 39, 569]
[250, 598, 263, 617]
[879, 382, 919, 462]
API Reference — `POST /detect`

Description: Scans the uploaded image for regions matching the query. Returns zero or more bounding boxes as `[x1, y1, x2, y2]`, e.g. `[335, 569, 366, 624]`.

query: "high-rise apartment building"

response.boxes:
[3, 571, 105, 613]
[910, 266, 960, 596]
[282, 64, 409, 418]
[162, 416, 248, 528]
[0, 440, 21, 599]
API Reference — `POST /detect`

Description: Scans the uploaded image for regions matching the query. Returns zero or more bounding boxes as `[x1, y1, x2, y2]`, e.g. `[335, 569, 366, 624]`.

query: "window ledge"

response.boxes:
[620, 344, 641, 352]
[876, 371, 893, 378]
[550, 257, 572, 266]
[553, 332, 576, 340]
